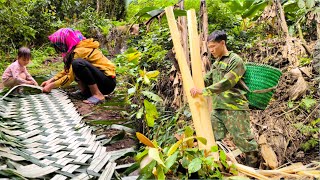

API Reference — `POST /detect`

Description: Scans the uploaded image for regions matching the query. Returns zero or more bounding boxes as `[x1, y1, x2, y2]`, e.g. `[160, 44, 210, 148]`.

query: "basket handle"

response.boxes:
[239, 79, 276, 94]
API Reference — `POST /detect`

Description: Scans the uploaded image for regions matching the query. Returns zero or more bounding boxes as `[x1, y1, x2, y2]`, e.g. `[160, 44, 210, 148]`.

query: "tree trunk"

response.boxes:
[178, 0, 189, 105]
[275, 0, 298, 66]
[178, 0, 190, 67]
[199, 0, 210, 72]
[96, 0, 100, 13]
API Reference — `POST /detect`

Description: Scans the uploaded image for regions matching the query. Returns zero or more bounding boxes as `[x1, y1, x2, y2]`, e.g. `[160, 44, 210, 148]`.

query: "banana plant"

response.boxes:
[223, 0, 269, 29]
[283, 0, 320, 37]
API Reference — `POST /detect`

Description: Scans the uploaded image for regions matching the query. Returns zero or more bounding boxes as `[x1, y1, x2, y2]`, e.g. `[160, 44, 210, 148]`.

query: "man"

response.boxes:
[190, 30, 259, 167]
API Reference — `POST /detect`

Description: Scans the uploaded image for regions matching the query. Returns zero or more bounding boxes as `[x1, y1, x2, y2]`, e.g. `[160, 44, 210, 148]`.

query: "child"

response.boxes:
[2, 47, 38, 89]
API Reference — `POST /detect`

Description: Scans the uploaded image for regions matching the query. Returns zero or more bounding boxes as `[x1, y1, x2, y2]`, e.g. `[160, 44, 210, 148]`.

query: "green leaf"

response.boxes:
[243, 0, 254, 9]
[211, 145, 219, 152]
[301, 97, 317, 110]
[225, 0, 243, 14]
[188, 158, 202, 174]
[88, 119, 127, 125]
[136, 107, 144, 119]
[167, 140, 182, 156]
[149, 148, 165, 166]
[145, 70, 160, 78]
[147, 9, 164, 17]
[311, 118, 320, 126]
[306, 0, 315, 9]
[196, 137, 207, 145]
[185, 126, 194, 147]
[157, 166, 166, 180]
[143, 75, 150, 84]
[298, 0, 306, 8]
[181, 156, 190, 169]
[144, 100, 159, 127]
[288, 101, 294, 108]
[182, 136, 207, 145]
[135, 7, 159, 17]
[136, 149, 149, 161]
[220, 150, 227, 162]
[142, 91, 163, 102]
[123, 162, 140, 176]
[140, 160, 157, 179]
[165, 151, 178, 170]
[184, 126, 194, 138]
[242, 0, 268, 19]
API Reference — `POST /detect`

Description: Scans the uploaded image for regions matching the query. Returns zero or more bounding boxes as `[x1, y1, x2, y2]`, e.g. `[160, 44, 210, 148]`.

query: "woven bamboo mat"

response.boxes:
[0, 88, 134, 179]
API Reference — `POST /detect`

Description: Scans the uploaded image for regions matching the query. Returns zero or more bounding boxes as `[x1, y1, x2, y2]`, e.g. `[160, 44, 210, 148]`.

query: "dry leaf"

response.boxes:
[289, 76, 308, 100]
[259, 135, 279, 169]
[299, 67, 312, 78]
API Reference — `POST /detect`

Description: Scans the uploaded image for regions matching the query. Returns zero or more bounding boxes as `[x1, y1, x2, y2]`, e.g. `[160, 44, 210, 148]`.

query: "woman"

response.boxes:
[41, 28, 116, 104]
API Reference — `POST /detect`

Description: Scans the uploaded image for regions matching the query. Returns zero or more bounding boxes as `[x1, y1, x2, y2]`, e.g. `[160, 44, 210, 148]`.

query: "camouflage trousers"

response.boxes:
[211, 109, 258, 153]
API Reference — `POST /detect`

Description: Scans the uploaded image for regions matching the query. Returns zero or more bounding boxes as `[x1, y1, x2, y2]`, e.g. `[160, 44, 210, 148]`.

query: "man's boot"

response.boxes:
[245, 151, 260, 168]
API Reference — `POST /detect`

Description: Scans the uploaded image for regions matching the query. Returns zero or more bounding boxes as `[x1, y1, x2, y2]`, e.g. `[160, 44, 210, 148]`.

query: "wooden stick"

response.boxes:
[187, 9, 216, 149]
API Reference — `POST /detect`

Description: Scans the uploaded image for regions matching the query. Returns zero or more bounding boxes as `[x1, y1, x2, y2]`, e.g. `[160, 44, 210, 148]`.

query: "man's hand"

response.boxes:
[190, 87, 203, 97]
[42, 83, 55, 93]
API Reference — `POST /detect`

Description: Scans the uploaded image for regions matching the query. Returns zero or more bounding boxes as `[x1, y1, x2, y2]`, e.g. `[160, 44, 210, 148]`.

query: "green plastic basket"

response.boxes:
[243, 62, 282, 110]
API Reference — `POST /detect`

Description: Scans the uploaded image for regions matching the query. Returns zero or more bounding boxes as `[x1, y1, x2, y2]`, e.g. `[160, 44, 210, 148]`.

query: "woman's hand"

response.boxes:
[41, 79, 53, 87]
[190, 87, 203, 97]
[42, 82, 55, 93]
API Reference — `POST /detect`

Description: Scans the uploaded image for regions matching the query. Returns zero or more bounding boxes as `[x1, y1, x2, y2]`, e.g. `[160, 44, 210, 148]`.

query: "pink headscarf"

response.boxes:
[48, 28, 86, 58]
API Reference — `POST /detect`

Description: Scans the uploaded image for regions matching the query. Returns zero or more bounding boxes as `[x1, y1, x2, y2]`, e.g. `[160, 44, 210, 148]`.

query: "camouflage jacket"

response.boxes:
[202, 52, 249, 110]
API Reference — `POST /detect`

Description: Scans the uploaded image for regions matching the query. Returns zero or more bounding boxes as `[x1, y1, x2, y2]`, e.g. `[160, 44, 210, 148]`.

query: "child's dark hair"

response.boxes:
[208, 30, 227, 43]
[18, 47, 31, 59]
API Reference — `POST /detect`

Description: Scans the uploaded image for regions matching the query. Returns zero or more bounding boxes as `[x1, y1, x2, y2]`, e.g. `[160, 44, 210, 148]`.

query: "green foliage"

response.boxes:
[136, 126, 237, 179]
[127, 0, 200, 20]
[128, 26, 171, 70]
[222, 0, 268, 20]
[284, 0, 320, 38]
[0, 1, 36, 51]
[30, 46, 56, 68]
[294, 118, 320, 151]
[299, 57, 312, 66]
[300, 97, 317, 112]
[114, 48, 162, 131]
[73, 7, 112, 37]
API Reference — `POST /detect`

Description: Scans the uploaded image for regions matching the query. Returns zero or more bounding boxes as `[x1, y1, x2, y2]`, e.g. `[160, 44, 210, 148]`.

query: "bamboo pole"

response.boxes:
[165, 6, 205, 149]
[187, 9, 216, 149]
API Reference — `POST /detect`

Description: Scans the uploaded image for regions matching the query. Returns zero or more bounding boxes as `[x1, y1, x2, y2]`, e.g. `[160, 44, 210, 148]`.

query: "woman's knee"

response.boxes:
[71, 58, 86, 68]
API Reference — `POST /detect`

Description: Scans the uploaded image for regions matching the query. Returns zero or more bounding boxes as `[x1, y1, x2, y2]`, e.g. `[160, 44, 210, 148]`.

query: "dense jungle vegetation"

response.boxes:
[0, 0, 319, 179]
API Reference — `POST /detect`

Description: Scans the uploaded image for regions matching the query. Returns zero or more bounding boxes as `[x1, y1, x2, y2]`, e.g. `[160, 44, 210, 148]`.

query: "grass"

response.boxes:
[28, 62, 63, 78]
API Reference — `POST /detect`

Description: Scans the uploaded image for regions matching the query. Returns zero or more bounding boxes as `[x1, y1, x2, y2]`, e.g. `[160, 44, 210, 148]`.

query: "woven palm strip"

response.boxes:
[0, 89, 132, 180]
